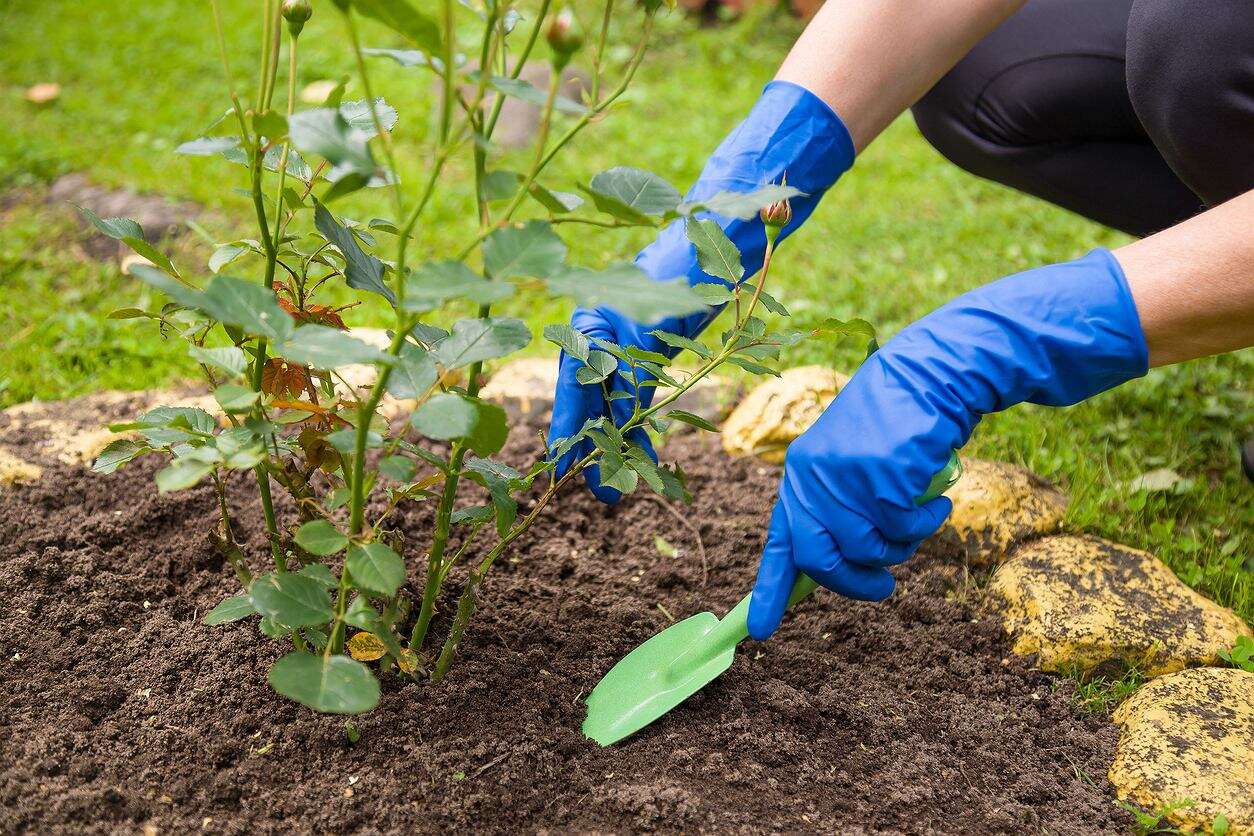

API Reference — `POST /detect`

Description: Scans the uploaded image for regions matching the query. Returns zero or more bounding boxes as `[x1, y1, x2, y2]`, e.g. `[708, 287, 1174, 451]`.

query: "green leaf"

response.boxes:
[129, 264, 205, 314]
[403, 261, 512, 312]
[278, 325, 394, 370]
[176, 136, 242, 157]
[681, 184, 804, 220]
[528, 182, 583, 214]
[268, 651, 380, 714]
[481, 74, 588, 115]
[313, 202, 395, 306]
[726, 356, 780, 377]
[120, 236, 179, 277]
[814, 317, 877, 341]
[598, 451, 638, 494]
[692, 282, 734, 305]
[542, 323, 590, 362]
[204, 594, 257, 625]
[214, 383, 260, 413]
[451, 505, 494, 525]
[666, 409, 719, 432]
[378, 455, 416, 482]
[346, 542, 406, 597]
[132, 405, 218, 445]
[252, 110, 288, 141]
[482, 220, 566, 279]
[197, 274, 294, 341]
[76, 205, 142, 240]
[208, 241, 254, 274]
[545, 264, 707, 323]
[344, 598, 406, 660]
[361, 47, 429, 68]
[189, 345, 248, 378]
[326, 428, 383, 454]
[435, 317, 531, 369]
[482, 169, 523, 201]
[587, 167, 681, 220]
[574, 350, 617, 385]
[156, 458, 214, 493]
[295, 520, 350, 556]
[463, 457, 522, 536]
[92, 439, 149, 474]
[249, 572, 334, 627]
[298, 563, 339, 587]
[411, 393, 508, 456]
[649, 329, 711, 359]
[685, 218, 743, 284]
[351, 0, 441, 54]
[339, 98, 398, 138]
[741, 284, 789, 316]
[289, 108, 376, 180]
[386, 342, 438, 399]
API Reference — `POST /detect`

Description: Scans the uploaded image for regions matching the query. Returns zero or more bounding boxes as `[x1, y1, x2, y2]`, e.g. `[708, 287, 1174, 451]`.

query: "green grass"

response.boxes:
[1, 2, 1249, 622]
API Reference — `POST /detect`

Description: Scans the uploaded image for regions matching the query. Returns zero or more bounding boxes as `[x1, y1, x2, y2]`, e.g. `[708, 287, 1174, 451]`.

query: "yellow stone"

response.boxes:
[929, 459, 1067, 565]
[1110, 667, 1254, 833]
[989, 535, 1252, 676]
[0, 446, 43, 485]
[721, 366, 848, 463]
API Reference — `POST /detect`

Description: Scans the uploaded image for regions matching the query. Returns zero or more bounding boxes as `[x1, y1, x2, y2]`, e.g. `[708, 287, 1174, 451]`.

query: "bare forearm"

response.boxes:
[776, 0, 1025, 151]
[1114, 189, 1254, 367]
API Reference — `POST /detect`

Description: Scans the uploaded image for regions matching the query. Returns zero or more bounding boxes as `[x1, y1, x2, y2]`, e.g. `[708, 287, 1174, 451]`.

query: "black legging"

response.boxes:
[911, 0, 1254, 238]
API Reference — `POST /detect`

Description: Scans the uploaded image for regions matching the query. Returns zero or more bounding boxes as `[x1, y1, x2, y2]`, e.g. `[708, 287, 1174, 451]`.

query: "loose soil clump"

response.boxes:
[0, 423, 1131, 833]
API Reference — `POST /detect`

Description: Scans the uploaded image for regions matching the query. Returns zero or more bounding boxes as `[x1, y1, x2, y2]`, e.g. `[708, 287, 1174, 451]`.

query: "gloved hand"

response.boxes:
[549, 80, 856, 503]
[747, 249, 1150, 639]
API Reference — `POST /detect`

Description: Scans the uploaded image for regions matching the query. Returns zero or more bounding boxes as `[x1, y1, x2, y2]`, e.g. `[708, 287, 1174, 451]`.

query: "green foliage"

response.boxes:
[1117, 798, 1195, 835]
[1217, 635, 1254, 673]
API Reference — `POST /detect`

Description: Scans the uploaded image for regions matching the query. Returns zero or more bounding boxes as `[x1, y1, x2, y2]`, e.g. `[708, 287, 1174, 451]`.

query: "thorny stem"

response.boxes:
[591, 0, 615, 103]
[439, 0, 456, 145]
[246, 1, 288, 573]
[483, 0, 552, 138]
[414, 33, 563, 655]
[271, 32, 299, 247]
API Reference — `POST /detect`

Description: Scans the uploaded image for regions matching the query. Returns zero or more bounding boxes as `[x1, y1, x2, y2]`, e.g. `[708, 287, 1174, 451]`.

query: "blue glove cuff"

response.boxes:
[882, 247, 1150, 479]
[629, 80, 856, 342]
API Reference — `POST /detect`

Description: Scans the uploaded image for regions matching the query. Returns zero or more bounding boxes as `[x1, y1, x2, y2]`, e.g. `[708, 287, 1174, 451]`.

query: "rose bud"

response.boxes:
[546, 10, 583, 70]
[760, 195, 792, 230]
[283, 0, 313, 36]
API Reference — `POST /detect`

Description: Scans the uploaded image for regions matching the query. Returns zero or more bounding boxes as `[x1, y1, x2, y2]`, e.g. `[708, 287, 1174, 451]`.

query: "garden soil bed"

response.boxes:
[0, 419, 1132, 833]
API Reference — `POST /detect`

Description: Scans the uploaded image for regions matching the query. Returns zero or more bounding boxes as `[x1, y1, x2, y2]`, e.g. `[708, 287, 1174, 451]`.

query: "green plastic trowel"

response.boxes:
[582, 452, 962, 746]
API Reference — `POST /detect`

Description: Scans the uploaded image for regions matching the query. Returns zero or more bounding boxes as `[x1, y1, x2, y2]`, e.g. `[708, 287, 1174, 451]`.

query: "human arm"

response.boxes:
[747, 189, 1254, 638]
[550, 0, 1028, 499]
[1117, 188, 1254, 365]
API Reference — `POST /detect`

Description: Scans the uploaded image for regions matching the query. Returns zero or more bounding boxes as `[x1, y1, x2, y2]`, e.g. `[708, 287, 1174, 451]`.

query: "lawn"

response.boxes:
[1, 0, 1249, 631]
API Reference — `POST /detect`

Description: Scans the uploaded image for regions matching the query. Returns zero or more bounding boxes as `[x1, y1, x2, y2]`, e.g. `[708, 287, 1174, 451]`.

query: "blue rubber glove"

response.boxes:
[549, 80, 856, 502]
[746, 249, 1150, 639]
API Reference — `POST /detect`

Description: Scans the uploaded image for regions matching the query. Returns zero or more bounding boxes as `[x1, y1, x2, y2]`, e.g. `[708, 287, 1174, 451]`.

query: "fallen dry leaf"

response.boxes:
[346, 631, 386, 662]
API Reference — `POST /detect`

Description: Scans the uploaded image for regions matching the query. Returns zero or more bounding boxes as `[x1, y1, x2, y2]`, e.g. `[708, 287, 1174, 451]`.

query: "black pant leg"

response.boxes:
[1126, 0, 1254, 208]
[911, 0, 1203, 237]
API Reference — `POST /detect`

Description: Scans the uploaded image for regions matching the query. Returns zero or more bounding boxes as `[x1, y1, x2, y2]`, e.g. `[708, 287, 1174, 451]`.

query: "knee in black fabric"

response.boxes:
[1126, 0, 1254, 204]
[911, 75, 1004, 183]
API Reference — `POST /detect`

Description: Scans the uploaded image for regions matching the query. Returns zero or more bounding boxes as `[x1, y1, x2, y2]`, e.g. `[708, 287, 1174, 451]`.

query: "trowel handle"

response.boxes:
[732, 452, 962, 634]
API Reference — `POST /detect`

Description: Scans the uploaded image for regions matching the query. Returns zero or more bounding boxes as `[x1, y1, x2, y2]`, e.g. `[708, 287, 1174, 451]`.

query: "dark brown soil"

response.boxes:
[0, 421, 1132, 834]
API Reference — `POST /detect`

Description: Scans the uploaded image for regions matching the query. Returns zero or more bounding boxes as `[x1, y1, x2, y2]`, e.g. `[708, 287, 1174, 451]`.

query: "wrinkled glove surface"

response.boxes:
[549, 80, 856, 502]
[748, 249, 1149, 639]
